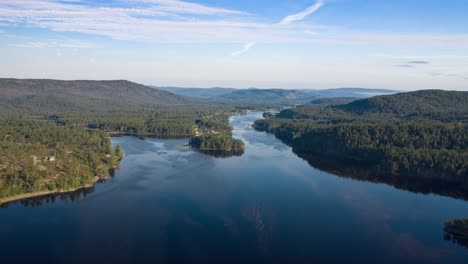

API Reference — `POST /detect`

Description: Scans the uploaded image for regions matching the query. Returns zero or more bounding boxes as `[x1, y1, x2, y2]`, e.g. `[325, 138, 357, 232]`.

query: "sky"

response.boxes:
[0, 0, 467, 90]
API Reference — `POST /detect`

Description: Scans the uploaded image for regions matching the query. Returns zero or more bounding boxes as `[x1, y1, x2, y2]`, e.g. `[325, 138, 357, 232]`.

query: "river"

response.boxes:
[0, 112, 467, 264]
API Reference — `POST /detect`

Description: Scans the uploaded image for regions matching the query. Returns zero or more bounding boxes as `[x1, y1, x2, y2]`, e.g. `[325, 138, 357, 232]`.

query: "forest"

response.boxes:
[254, 90, 468, 182]
[58, 106, 238, 138]
[0, 79, 249, 201]
[0, 105, 242, 201]
[0, 105, 242, 202]
[0, 119, 122, 201]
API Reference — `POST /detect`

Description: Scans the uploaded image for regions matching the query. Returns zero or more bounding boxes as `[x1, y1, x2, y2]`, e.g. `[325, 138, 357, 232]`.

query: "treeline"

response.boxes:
[51, 105, 241, 138]
[336, 90, 468, 121]
[277, 90, 468, 123]
[254, 90, 468, 182]
[255, 119, 467, 180]
[195, 112, 233, 134]
[0, 78, 248, 139]
[63, 112, 196, 137]
[0, 119, 122, 199]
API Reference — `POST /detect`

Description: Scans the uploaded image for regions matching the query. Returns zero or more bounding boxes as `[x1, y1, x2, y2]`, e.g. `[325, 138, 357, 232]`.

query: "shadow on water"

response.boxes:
[295, 153, 468, 201]
[444, 231, 468, 249]
[0, 186, 96, 208]
[444, 219, 468, 249]
[296, 152, 468, 251]
[195, 149, 245, 158]
[445, 234, 468, 250]
[0, 168, 117, 208]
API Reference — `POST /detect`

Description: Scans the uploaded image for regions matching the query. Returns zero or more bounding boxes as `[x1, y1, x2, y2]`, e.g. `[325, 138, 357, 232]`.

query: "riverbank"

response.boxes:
[0, 176, 100, 205]
[108, 132, 193, 139]
[0, 163, 120, 206]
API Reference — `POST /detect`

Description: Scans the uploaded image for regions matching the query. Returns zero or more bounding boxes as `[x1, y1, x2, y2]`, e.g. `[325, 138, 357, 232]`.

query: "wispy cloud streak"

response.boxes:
[0, 0, 321, 43]
[0, 0, 467, 48]
[279, 0, 325, 25]
[231, 41, 256, 56]
[230, 1, 325, 56]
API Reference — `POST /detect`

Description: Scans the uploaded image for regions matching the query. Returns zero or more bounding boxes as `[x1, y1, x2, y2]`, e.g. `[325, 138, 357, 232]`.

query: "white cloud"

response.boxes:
[129, 0, 246, 15]
[0, 0, 467, 49]
[279, 0, 325, 25]
[231, 42, 256, 57]
[10, 39, 97, 49]
[0, 0, 323, 43]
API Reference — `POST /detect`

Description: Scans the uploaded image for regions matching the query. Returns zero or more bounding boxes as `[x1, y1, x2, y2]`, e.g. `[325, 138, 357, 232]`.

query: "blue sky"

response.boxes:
[0, 0, 467, 90]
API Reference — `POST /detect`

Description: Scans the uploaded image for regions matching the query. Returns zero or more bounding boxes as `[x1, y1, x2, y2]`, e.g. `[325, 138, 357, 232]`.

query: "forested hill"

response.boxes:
[335, 90, 468, 119]
[0, 78, 243, 139]
[0, 78, 192, 110]
[309, 97, 357, 106]
[254, 90, 468, 182]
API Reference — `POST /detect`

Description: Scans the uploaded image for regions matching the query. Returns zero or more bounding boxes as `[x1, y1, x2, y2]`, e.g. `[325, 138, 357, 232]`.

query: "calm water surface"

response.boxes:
[1, 112, 467, 264]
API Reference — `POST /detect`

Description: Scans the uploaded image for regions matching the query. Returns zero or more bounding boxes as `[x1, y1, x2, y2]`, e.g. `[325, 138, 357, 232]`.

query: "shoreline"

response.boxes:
[0, 176, 102, 205]
[108, 132, 192, 139]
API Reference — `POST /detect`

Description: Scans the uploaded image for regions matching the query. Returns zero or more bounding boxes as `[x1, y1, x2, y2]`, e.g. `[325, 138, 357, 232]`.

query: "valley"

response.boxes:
[0, 79, 467, 263]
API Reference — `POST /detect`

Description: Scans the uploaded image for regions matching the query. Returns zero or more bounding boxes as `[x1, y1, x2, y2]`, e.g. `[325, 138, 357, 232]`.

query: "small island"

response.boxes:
[189, 133, 244, 156]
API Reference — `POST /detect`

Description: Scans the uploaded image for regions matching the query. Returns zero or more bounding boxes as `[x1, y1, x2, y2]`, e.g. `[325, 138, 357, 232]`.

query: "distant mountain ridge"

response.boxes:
[156, 86, 236, 99]
[303, 88, 399, 98]
[213, 89, 310, 104]
[0, 79, 191, 105]
[155, 86, 399, 104]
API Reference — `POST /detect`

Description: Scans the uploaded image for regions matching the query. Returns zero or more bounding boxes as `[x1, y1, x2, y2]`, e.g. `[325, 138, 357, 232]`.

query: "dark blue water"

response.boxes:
[1, 112, 467, 264]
